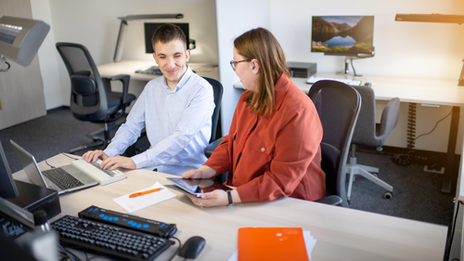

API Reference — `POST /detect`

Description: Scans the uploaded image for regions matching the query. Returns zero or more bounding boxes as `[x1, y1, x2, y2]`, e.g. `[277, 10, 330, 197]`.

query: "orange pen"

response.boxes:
[129, 187, 163, 198]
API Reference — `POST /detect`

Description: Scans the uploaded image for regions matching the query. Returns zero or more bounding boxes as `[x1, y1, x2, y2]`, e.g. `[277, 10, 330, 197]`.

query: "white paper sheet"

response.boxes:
[113, 182, 177, 213]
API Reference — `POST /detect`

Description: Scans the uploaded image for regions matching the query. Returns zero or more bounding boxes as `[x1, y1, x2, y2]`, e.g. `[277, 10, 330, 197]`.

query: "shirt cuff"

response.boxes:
[103, 147, 118, 158]
[131, 152, 148, 169]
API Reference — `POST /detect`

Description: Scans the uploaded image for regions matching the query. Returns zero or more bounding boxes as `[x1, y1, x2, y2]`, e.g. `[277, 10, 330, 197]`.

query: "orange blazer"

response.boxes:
[205, 74, 325, 202]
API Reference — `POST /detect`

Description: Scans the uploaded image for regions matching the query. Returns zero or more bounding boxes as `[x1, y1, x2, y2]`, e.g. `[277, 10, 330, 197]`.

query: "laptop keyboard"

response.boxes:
[42, 168, 84, 190]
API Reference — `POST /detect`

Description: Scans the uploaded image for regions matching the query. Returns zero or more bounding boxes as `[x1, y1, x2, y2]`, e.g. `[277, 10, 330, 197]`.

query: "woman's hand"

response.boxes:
[188, 190, 228, 207]
[187, 189, 241, 208]
[182, 165, 217, 179]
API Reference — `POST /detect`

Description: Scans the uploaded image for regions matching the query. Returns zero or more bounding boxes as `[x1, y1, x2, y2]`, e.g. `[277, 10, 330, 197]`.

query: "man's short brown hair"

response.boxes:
[151, 24, 187, 52]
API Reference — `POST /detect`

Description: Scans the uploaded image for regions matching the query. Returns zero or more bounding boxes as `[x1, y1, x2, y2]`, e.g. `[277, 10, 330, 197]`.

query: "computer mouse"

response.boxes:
[178, 236, 205, 259]
[364, 82, 372, 86]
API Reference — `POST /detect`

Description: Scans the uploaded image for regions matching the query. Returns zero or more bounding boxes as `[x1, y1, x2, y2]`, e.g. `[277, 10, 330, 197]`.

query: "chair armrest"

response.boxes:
[314, 195, 343, 206]
[204, 137, 223, 158]
[105, 74, 131, 104]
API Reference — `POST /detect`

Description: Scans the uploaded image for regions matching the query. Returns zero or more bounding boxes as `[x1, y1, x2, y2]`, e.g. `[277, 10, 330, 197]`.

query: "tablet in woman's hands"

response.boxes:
[166, 177, 230, 197]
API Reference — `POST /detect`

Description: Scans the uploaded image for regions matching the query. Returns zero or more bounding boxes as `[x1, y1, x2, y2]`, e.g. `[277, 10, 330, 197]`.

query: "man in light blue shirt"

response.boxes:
[83, 24, 214, 175]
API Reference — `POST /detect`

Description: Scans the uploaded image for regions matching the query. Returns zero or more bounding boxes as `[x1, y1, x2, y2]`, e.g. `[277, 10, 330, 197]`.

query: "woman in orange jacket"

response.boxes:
[182, 27, 325, 207]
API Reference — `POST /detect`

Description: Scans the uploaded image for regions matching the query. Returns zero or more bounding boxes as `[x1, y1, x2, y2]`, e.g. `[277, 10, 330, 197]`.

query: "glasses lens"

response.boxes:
[230, 60, 236, 70]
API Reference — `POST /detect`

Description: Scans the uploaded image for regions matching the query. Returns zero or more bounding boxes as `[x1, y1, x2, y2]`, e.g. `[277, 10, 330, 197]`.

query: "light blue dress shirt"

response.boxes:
[104, 66, 214, 175]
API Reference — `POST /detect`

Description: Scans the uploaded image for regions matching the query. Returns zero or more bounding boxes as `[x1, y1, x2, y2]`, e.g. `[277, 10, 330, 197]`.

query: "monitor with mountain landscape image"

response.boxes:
[311, 16, 375, 57]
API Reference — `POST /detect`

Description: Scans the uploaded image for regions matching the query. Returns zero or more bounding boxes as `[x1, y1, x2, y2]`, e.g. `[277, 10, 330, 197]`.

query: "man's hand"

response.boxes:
[82, 150, 108, 163]
[100, 156, 136, 170]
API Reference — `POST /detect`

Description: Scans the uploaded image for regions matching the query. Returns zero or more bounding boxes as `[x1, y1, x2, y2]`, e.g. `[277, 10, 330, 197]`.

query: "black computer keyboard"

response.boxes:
[42, 168, 84, 189]
[135, 66, 162, 75]
[51, 215, 174, 261]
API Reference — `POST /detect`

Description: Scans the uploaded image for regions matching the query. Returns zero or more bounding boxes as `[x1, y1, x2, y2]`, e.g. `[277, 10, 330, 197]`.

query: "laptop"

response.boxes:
[10, 140, 99, 195]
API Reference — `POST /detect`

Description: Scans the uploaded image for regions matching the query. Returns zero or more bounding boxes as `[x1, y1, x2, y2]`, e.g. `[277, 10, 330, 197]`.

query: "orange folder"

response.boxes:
[238, 227, 309, 261]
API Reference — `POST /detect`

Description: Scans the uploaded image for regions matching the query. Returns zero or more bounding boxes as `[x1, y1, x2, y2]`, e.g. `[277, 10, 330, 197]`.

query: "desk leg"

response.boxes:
[449, 201, 464, 261]
[443, 106, 460, 193]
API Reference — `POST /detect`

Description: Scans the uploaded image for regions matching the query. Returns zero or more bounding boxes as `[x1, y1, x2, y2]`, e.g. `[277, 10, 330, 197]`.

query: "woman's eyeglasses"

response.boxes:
[230, 59, 250, 70]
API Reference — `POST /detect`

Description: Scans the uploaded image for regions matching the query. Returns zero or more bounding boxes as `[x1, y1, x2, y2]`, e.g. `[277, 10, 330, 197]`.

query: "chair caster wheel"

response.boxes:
[383, 192, 393, 199]
[372, 172, 379, 178]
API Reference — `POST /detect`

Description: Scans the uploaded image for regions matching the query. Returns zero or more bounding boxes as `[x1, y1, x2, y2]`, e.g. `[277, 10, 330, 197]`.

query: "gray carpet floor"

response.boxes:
[0, 107, 455, 260]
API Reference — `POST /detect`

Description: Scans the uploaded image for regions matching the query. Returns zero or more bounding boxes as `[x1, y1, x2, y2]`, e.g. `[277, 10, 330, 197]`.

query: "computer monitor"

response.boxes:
[0, 141, 19, 199]
[144, 23, 189, 53]
[311, 16, 374, 57]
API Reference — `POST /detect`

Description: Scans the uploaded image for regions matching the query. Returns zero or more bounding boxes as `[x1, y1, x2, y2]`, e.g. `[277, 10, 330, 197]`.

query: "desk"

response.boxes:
[14, 153, 448, 260]
[98, 60, 219, 81]
[235, 73, 464, 194]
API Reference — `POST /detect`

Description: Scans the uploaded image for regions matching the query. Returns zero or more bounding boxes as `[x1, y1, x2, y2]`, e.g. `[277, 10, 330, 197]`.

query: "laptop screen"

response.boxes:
[10, 140, 48, 188]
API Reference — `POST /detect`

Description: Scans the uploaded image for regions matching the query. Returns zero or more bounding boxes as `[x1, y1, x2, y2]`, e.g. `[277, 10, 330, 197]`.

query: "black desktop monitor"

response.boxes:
[144, 23, 189, 53]
[311, 16, 374, 57]
[0, 141, 19, 199]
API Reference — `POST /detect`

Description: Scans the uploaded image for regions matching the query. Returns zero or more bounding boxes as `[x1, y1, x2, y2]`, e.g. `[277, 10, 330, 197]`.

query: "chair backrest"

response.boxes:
[202, 77, 224, 143]
[56, 42, 109, 121]
[308, 80, 361, 207]
[351, 85, 400, 148]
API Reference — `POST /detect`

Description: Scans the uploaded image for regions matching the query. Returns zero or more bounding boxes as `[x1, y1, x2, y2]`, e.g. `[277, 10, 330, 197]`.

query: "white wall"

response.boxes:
[269, 0, 464, 153]
[31, 0, 218, 109]
[30, 0, 65, 109]
[270, 0, 464, 79]
[215, 0, 270, 135]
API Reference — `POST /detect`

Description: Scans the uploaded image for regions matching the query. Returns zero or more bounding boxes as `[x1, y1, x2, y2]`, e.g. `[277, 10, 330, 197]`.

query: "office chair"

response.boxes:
[308, 80, 361, 207]
[199, 77, 226, 183]
[203, 77, 224, 144]
[56, 42, 136, 153]
[345, 84, 399, 201]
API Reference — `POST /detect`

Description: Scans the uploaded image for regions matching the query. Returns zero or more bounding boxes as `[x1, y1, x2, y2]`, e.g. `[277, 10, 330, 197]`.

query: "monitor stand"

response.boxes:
[343, 54, 375, 77]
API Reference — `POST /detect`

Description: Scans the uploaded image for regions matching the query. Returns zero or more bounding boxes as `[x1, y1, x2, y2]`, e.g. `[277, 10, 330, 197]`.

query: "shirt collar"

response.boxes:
[163, 65, 192, 92]
[273, 73, 290, 111]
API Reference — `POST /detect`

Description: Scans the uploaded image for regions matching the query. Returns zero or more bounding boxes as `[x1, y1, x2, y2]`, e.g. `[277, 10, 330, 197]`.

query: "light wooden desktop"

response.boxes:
[13, 153, 447, 261]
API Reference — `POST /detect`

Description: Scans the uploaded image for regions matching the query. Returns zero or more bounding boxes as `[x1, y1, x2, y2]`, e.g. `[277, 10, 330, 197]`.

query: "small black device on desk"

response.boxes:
[78, 205, 177, 238]
[287, 62, 317, 78]
[135, 65, 162, 75]
[7, 180, 60, 220]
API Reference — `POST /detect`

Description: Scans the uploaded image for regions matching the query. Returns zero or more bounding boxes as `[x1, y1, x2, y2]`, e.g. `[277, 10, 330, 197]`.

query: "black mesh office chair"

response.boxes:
[346, 84, 399, 201]
[56, 42, 136, 153]
[203, 77, 223, 144]
[200, 77, 225, 182]
[308, 80, 361, 207]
